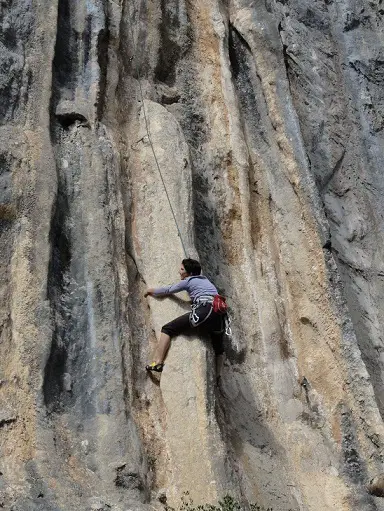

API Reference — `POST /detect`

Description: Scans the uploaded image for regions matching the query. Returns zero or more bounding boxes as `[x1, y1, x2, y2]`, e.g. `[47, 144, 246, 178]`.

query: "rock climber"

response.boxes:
[144, 258, 227, 380]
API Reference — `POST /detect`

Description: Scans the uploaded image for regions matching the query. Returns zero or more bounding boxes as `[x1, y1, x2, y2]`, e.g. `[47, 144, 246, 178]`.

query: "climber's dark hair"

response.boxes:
[182, 258, 201, 276]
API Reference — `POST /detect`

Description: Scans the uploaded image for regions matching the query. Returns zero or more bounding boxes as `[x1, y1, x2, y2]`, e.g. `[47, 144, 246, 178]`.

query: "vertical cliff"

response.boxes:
[1, 1, 384, 510]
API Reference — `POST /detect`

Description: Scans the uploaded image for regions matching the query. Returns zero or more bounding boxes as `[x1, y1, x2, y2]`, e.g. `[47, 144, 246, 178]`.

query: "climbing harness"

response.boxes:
[190, 295, 214, 327]
[190, 294, 232, 338]
[126, 5, 188, 258]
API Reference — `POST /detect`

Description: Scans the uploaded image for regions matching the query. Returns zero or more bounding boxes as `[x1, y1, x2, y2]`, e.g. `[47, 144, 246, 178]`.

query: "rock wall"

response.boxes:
[1, 1, 384, 510]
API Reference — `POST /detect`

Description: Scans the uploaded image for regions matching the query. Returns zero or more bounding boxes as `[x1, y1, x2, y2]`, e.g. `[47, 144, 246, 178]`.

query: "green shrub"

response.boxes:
[165, 493, 273, 511]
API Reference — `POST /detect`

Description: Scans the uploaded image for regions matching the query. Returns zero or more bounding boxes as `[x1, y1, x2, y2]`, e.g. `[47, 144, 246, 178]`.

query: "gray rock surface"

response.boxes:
[1, 0, 384, 510]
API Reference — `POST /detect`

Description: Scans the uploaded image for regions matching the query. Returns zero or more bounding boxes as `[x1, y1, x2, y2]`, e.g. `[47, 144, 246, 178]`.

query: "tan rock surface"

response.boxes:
[1, 1, 384, 510]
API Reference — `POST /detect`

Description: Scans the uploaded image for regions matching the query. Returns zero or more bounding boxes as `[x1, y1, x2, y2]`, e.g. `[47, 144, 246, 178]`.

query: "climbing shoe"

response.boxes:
[145, 362, 164, 373]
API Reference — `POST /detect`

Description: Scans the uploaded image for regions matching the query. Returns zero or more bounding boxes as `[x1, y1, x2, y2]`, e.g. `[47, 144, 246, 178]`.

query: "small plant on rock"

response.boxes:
[164, 492, 273, 511]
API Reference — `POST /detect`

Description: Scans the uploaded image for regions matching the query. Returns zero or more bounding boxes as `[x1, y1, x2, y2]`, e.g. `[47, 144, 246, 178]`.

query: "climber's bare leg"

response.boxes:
[154, 332, 171, 364]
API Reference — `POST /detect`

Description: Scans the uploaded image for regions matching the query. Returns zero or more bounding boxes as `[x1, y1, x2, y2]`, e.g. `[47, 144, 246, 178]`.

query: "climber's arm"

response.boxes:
[145, 280, 188, 298]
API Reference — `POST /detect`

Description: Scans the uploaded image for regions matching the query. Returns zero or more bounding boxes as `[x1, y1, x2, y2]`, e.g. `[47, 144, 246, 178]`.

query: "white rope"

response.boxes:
[126, 4, 188, 258]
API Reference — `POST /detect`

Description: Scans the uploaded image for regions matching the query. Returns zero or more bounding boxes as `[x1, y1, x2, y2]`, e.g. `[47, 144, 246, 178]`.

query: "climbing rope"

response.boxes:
[126, 5, 188, 258]
[125, 6, 235, 349]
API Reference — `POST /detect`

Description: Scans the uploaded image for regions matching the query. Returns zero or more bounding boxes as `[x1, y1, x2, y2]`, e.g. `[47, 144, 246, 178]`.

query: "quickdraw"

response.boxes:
[224, 314, 232, 337]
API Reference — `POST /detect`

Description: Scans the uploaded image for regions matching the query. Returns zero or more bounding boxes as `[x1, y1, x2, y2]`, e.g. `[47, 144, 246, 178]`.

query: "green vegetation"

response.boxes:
[165, 493, 273, 511]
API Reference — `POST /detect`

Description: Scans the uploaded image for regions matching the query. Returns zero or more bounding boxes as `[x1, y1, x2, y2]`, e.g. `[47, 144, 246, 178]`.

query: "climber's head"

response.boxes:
[180, 258, 201, 279]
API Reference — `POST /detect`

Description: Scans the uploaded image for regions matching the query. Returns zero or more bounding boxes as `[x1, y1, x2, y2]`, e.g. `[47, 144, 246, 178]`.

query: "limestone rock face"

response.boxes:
[1, 1, 384, 510]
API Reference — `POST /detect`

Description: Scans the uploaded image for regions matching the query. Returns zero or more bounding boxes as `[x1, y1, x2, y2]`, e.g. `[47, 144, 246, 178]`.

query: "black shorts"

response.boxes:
[161, 304, 225, 355]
